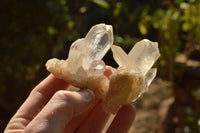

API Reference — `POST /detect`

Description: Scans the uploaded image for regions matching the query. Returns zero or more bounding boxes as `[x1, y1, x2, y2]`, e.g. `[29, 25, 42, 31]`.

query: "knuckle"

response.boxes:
[52, 90, 75, 107]
[54, 90, 66, 97]
[54, 90, 75, 100]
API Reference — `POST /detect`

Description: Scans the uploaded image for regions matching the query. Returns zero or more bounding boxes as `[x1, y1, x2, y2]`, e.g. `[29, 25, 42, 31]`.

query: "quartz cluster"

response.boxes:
[102, 39, 160, 114]
[45, 23, 160, 114]
[46, 24, 113, 98]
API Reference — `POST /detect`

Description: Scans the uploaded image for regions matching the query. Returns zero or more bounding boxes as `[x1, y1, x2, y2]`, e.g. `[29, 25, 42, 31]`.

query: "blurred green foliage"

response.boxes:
[1, 0, 200, 132]
[184, 105, 200, 133]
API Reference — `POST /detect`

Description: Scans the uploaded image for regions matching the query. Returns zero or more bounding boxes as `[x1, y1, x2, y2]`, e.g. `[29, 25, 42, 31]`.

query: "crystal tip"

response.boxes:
[91, 23, 112, 32]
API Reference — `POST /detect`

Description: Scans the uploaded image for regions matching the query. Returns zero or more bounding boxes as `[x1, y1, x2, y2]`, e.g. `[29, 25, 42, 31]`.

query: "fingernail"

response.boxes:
[79, 89, 95, 102]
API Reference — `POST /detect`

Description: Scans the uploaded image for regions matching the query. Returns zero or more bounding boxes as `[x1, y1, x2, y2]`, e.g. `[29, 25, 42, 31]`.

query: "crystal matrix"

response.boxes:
[102, 39, 160, 114]
[46, 24, 160, 114]
[46, 24, 113, 98]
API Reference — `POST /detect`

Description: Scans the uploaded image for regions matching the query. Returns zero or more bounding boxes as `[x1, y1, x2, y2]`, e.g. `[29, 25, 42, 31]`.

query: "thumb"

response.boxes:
[25, 89, 95, 133]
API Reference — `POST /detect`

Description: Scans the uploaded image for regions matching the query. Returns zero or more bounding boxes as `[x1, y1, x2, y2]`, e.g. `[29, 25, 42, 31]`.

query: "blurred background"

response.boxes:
[1, 0, 200, 132]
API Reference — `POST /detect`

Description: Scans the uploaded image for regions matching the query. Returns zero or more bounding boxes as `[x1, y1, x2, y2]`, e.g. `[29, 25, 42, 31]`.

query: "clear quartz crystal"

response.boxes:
[68, 23, 113, 82]
[68, 24, 113, 73]
[46, 23, 113, 98]
[88, 60, 106, 77]
[46, 24, 160, 114]
[112, 39, 160, 75]
[145, 68, 157, 86]
[128, 39, 160, 75]
[111, 45, 140, 72]
[103, 39, 160, 114]
[111, 39, 160, 84]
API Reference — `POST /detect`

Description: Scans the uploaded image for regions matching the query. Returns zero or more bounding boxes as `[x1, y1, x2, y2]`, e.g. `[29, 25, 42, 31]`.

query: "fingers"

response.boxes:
[24, 89, 95, 133]
[104, 66, 113, 79]
[75, 102, 110, 133]
[106, 104, 136, 133]
[6, 66, 114, 132]
[5, 74, 69, 131]
[73, 66, 113, 133]
[19, 74, 69, 117]
[63, 99, 100, 132]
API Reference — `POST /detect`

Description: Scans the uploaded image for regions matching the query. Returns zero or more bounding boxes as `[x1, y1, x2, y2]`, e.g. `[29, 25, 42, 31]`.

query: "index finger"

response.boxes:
[7, 74, 69, 128]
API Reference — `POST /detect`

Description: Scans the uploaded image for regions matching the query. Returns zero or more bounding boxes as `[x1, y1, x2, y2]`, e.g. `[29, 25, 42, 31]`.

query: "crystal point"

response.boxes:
[111, 45, 139, 72]
[104, 39, 160, 114]
[128, 39, 160, 75]
[69, 24, 113, 70]
[46, 24, 113, 99]
[88, 60, 106, 77]
[111, 39, 160, 85]
[145, 68, 157, 86]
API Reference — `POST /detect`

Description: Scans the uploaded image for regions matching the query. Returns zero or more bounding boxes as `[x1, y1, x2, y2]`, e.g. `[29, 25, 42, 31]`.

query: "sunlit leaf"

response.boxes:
[48, 26, 57, 35]
[138, 23, 147, 35]
[180, 2, 190, 9]
[172, 10, 180, 20]
[182, 22, 190, 31]
[175, 0, 184, 5]
[67, 21, 74, 30]
[164, 32, 170, 40]
[60, 0, 66, 5]
[89, 0, 110, 9]
[113, 2, 122, 16]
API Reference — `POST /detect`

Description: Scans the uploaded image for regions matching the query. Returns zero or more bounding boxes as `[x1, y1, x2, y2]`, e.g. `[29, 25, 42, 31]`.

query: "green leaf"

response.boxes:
[182, 22, 190, 31]
[48, 26, 57, 35]
[67, 21, 74, 30]
[138, 23, 147, 35]
[89, 0, 110, 9]
[60, 0, 66, 5]
[113, 2, 122, 16]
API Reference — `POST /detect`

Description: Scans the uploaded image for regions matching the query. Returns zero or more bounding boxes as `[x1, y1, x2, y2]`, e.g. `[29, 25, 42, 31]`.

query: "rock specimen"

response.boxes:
[45, 24, 160, 114]
[46, 24, 113, 98]
[102, 39, 160, 114]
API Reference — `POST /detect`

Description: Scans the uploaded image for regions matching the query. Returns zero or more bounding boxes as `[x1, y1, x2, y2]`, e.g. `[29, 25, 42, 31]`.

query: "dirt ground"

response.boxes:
[131, 78, 172, 133]
[103, 78, 172, 133]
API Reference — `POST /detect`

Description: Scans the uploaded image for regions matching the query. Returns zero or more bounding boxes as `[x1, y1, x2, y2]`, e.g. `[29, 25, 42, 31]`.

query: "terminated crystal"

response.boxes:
[128, 39, 160, 75]
[46, 24, 113, 98]
[102, 39, 160, 114]
[46, 24, 160, 114]
[68, 24, 113, 71]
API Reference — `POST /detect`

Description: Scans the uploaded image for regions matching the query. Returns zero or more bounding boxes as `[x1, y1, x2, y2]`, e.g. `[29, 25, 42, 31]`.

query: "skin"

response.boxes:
[4, 66, 136, 133]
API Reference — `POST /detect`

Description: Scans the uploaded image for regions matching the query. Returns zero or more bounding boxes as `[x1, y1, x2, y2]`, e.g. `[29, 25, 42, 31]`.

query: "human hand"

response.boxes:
[4, 66, 136, 133]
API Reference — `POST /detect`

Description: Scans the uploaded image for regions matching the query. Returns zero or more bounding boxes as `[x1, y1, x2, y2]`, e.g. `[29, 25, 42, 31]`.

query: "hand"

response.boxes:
[4, 66, 136, 133]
